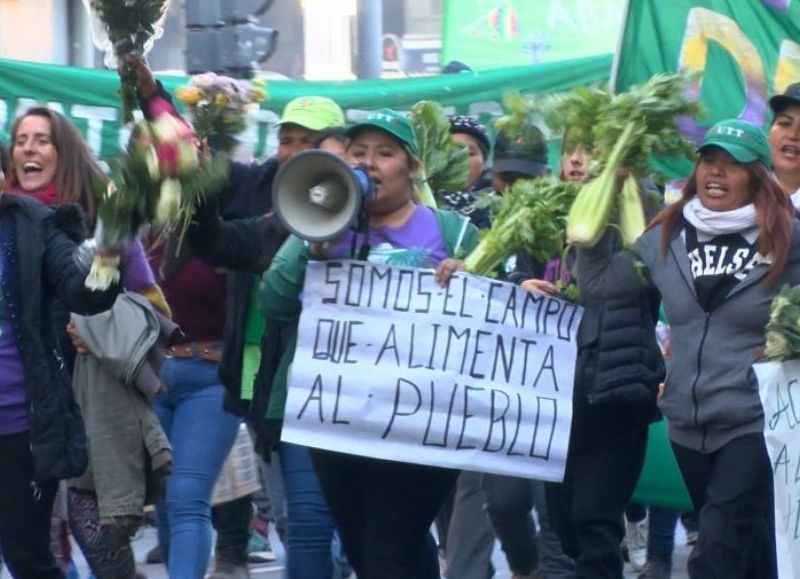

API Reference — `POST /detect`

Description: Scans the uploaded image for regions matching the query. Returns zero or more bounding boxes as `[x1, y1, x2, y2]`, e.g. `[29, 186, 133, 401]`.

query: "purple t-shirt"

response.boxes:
[0, 249, 29, 435]
[330, 204, 447, 267]
[120, 239, 156, 292]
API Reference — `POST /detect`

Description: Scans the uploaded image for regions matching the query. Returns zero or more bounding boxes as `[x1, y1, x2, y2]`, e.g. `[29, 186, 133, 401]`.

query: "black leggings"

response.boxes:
[310, 449, 458, 579]
[67, 488, 141, 579]
[0, 431, 63, 579]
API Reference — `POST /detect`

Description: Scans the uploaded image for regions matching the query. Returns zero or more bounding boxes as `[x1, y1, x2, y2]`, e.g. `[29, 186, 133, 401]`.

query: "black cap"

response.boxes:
[770, 82, 800, 115]
[442, 60, 472, 74]
[492, 124, 549, 177]
[449, 115, 490, 157]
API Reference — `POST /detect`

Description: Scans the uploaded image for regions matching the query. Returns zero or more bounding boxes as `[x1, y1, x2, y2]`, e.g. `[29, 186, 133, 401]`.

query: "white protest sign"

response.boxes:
[754, 360, 800, 579]
[281, 260, 582, 481]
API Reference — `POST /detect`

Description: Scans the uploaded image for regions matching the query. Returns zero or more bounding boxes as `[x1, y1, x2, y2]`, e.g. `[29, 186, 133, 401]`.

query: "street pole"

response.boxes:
[356, 0, 382, 78]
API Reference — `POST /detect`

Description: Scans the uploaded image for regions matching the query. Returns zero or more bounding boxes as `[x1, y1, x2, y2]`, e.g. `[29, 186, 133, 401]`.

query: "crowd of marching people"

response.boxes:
[1, 54, 798, 579]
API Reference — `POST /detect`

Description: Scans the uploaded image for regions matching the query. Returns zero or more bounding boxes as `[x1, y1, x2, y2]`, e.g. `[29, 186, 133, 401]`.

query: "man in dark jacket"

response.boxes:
[186, 96, 345, 578]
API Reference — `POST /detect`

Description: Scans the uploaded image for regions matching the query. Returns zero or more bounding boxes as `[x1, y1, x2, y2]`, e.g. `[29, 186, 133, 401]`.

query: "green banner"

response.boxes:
[441, 0, 625, 70]
[614, 0, 800, 188]
[0, 54, 611, 161]
[632, 419, 693, 511]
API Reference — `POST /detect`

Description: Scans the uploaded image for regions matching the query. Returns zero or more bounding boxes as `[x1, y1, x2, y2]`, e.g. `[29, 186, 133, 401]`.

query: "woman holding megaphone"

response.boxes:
[259, 108, 479, 578]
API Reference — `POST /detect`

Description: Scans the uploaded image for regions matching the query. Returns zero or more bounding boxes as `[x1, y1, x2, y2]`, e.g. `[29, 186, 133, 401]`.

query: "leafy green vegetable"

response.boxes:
[463, 177, 581, 276]
[592, 72, 702, 181]
[617, 174, 646, 247]
[409, 100, 470, 208]
[565, 72, 701, 247]
[566, 122, 634, 247]
[540, 84, 612, 153]
[494, 92, 539, 138]
[765, 285, 800, 361]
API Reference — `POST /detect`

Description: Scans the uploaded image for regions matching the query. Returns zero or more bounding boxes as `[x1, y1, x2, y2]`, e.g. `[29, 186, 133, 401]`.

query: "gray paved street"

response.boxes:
[0, 523, 691, 578]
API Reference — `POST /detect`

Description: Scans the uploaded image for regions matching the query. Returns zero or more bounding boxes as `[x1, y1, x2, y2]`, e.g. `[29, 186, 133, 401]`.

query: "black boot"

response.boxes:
[637, 552, 672, 579]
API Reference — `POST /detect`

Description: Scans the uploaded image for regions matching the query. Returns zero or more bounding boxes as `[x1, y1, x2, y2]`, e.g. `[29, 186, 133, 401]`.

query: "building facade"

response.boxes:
[0, 0, 442, 79]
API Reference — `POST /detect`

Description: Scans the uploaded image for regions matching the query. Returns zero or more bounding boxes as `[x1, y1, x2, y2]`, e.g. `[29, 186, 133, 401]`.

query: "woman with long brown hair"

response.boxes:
[7, 106, 100, 222]
[0, 125, 120, 578]
[7, 106, 168, 579]
[577, 119, 794, 579]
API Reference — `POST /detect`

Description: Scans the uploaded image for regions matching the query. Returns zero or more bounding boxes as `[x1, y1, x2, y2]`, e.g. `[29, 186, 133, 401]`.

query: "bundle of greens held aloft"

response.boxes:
[85, 114, 228, 290]
[463, 177, 581, 276]
[559, 73, 701, 247]
[409, 100, 470, 208]
[86, 0, 170, 124]
[764, 285, 800, 361]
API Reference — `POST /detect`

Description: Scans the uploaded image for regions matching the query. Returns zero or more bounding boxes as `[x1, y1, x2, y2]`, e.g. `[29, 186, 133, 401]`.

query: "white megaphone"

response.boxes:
[272, 150, 373, 242]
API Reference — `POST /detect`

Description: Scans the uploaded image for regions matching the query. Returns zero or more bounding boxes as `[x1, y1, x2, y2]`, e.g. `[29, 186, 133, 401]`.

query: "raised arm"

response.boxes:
[187, 195, 287, 273]
[43, 219, 119, 315]
[576, 229, 652, 301]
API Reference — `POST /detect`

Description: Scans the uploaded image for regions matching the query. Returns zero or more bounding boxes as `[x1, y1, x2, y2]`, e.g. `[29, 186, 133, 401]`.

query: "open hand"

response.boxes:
[66, 320, 90, 355]
[520, 278, 559, 296]
[435, 258, 465, 287]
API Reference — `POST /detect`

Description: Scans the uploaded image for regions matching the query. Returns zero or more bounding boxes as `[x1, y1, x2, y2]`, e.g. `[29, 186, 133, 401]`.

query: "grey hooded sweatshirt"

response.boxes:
[577, 220, 800, 453]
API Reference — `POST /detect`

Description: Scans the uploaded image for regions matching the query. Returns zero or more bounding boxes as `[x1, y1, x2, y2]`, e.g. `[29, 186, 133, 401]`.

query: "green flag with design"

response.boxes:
[614, 0, 800, 194]
[441, 0, 625, 69]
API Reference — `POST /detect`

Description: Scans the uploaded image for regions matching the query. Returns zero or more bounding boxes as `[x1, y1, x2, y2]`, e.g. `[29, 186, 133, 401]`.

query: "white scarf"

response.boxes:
[791, 187, 800, 210]
[681, 197, 759, 243]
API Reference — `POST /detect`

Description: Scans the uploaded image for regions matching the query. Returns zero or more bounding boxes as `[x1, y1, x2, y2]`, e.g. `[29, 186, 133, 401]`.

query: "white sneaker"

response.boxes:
[624, 516, 648, 571]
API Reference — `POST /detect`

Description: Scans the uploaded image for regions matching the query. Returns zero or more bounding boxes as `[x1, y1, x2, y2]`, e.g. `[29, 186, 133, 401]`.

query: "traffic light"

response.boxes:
[185, 2, 221, 27]
[220, 23, 278, 78]
[185, 0, 277, 78]
[221, 0, 273, 23]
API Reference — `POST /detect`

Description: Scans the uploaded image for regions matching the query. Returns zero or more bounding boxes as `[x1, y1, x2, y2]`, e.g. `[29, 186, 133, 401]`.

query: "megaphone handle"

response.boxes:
[358, 238, 371, 261]
[354, 205, 371, 261]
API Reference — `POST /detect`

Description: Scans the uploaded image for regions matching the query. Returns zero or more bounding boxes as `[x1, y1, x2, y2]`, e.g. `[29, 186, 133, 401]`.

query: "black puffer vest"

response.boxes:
[575, 286, 665, 411]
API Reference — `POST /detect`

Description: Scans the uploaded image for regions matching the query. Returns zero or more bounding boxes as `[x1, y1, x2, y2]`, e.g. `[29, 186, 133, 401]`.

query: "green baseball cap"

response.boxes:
[698, 119, 771, 167]
[347, 108, 419, 156]
[278, 96, 345, 131]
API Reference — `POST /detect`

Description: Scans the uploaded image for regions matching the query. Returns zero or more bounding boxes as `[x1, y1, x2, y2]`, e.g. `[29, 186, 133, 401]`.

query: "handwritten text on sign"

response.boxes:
[281, 261, 582, 481]
[754, 361, 800, 579]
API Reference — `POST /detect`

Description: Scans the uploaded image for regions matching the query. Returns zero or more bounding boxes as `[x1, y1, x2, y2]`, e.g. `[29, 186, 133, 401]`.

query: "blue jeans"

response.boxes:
[279, 442, 337, 579]
[154, 357, 241, 579]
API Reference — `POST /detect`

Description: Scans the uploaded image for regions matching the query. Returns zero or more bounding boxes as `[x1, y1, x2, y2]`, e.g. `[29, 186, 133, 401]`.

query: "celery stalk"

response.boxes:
[566, 121, 635, 248]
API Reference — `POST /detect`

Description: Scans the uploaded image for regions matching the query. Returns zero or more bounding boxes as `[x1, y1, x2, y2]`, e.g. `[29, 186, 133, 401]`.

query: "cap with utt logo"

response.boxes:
[347, 108, 419, 156]
[697, 119, 771, 167]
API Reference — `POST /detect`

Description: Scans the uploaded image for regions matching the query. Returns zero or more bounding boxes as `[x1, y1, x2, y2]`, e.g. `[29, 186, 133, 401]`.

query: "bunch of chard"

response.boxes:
[564, 72, 701, 247]
[409, 100, 470, 208]
[463, 177, 580, 276]
[765, 285, 800, 361]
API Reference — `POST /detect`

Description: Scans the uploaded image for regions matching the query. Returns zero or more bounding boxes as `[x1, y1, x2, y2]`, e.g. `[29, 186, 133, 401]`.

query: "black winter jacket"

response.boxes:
[572, 287, 664, 440]
[507, 241, 664, 441]
[1, 195, 119, 482]
[142, 80, 289, 417]
[187, 163, 288, 417]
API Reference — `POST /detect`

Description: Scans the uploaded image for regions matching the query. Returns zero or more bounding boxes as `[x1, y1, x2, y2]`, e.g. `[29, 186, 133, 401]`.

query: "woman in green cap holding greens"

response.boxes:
[575, 118, 794, 579]
[258, 108, 479, 578]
